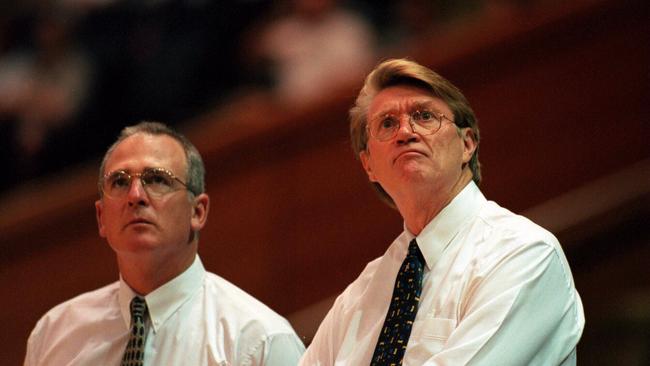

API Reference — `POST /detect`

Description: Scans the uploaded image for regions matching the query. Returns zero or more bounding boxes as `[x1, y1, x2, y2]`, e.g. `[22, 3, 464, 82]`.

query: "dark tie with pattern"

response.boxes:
[121, 296, 148, 366]
[370, 239, 424, 366]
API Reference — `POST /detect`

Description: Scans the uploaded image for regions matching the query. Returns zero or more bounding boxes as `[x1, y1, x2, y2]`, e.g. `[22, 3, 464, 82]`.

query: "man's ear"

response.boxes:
[359, 150, 378, 182]
[190, 193, 210, 232]
[460, 128, 477, 164]
[95, 200, 106, 238]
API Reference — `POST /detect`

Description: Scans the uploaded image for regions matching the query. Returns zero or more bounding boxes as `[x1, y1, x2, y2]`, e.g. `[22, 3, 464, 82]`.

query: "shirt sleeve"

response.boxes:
[23, 337, 35, 366]
[23, 321, 42, 366]
[243, 331, 305, 366]
[298, 299, 341, 366]
[263, 332, 306, 366]
[423, 241, 584, 366]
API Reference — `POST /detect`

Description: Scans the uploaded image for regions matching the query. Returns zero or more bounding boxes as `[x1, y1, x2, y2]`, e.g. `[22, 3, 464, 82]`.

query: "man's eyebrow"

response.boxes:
[370, 99, 439, 119]
[109, 166, 163, 173]
[369, 108, 396, 122]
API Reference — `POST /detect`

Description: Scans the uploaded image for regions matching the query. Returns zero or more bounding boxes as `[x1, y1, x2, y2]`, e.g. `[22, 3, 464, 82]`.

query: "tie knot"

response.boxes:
[130, 296, 147, 318]
[408, 238, 422, 257]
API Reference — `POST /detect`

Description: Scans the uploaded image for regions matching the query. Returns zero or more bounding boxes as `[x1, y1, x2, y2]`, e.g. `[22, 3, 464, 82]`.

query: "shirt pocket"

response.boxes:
[408, 317, 457, 357]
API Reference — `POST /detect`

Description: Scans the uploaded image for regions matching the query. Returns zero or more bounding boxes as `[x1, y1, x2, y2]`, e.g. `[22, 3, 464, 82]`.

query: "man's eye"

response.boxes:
[145, 172, 173, 186]
[380, 117, 398, 129]
[420, 111, 434, 121]
[412, 110, 435, 122]
[111, 175, 130, 188]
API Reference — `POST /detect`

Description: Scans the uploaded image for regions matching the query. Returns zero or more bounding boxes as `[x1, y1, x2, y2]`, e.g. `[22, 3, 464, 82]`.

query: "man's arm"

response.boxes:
[243, 330, 305, 366]
[262, 332, 306, 365]
[23, 332, 37, 366]
[298, 295, 346, 366]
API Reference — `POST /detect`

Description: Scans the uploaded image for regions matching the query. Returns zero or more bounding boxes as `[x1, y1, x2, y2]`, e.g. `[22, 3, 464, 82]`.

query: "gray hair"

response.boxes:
[98, 121, 205, 198]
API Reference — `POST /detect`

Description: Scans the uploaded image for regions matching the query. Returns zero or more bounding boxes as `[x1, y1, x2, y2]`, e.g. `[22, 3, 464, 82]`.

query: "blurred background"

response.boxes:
[0, 0, 648, 364]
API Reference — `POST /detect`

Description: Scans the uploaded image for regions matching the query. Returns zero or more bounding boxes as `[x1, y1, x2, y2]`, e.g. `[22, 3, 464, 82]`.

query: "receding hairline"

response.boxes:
[101, 132, 189, 177]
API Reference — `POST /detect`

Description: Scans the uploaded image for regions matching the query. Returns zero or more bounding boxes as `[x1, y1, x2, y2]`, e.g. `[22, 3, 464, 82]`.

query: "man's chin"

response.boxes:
[110, 236, 161, 254]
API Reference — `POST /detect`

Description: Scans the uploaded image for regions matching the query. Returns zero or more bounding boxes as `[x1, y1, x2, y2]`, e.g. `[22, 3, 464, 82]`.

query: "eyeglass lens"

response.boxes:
[369, 108, 444, 141]
[103, 169, 178, 198]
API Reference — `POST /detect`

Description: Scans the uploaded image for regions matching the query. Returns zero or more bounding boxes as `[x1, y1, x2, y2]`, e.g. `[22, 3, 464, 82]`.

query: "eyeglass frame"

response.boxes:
[366, 107, 455, 142]
[99, 167, 192, 199]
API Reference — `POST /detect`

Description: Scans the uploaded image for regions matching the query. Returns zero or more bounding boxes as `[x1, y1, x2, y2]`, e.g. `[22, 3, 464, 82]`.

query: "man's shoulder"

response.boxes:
[28, 282, 121, 346]
[36, 282, 120, 325]
[351, 255, 385, 287]
[39, 281, 120, 321]
[329, 253, 387, 313]
[471, 200, 562, 257]
[479, 201, 557, 239]
[202, 272, 295, 335]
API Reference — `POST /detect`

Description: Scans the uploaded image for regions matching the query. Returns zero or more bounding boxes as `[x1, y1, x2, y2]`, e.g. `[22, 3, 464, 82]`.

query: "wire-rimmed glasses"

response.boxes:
[367, 107, 453, 142]
[100, 167, 189, 199]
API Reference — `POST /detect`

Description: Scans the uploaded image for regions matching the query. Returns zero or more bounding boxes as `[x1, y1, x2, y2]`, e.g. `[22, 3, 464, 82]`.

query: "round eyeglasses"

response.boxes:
[100, 167, 190, 199]
[367, 108, 453, 142]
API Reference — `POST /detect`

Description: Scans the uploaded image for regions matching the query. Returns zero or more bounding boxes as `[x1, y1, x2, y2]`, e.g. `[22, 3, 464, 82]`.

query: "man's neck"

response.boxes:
[397, 172, 472, 236]
[117, 248, 196, 295]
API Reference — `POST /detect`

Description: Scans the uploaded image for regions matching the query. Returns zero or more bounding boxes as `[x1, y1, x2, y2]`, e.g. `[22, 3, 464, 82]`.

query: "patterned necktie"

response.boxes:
[121, 296, 148, 366]
[371, 239, 424, 366]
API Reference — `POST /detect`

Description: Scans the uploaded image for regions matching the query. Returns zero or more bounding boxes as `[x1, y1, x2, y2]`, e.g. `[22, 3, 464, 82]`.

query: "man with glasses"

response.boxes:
[300, 59, 584, 365]
[24, 122, 305, 365]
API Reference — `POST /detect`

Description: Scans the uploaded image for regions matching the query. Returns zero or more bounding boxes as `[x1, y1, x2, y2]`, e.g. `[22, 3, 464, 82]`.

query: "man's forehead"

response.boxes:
[104, 133, 186, 172]
[369, 87, 447, 117]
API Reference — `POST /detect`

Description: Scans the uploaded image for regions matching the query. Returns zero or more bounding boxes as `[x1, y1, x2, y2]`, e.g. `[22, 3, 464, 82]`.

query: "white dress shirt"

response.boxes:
[300, 182, 585, 365]
[25, 256, 305, 366]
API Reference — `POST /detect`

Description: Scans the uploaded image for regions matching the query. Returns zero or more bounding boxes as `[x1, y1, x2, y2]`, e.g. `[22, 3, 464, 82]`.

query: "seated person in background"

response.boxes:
[25, 121, 305, 366]
[300, 59, 584, 365]
[244, 0, 375, 106]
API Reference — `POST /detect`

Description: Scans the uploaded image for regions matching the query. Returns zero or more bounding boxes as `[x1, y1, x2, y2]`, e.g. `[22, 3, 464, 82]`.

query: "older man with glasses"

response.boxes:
[24, 122, 305, 366]
[300, 59, 584, 365]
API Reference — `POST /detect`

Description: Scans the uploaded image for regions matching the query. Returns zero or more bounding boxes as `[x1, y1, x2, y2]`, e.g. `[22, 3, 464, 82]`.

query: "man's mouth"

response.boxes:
[125, 218, 153, 228]
[394, 150, 425, 162]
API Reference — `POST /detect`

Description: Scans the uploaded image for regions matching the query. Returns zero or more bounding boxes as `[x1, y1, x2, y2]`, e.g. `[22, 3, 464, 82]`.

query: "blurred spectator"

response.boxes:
[0, 6, 93, 188]
[243, 0, 376, 106]
[0, 0, 266, 192]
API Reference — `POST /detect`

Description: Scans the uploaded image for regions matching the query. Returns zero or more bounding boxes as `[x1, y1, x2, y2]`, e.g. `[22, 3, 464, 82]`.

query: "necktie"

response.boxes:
[371, 239, 424, 366]
[121, 296, 148, 366]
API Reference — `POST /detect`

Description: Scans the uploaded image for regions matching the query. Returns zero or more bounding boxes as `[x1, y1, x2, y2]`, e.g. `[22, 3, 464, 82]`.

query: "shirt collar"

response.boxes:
[406, 181, 486, 270]
[119, 255, 205, 332]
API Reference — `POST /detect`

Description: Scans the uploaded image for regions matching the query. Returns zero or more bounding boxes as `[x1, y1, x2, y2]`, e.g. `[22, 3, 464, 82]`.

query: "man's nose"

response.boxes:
[126, 177, 149, 206]
[395, 117, 419, 144]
